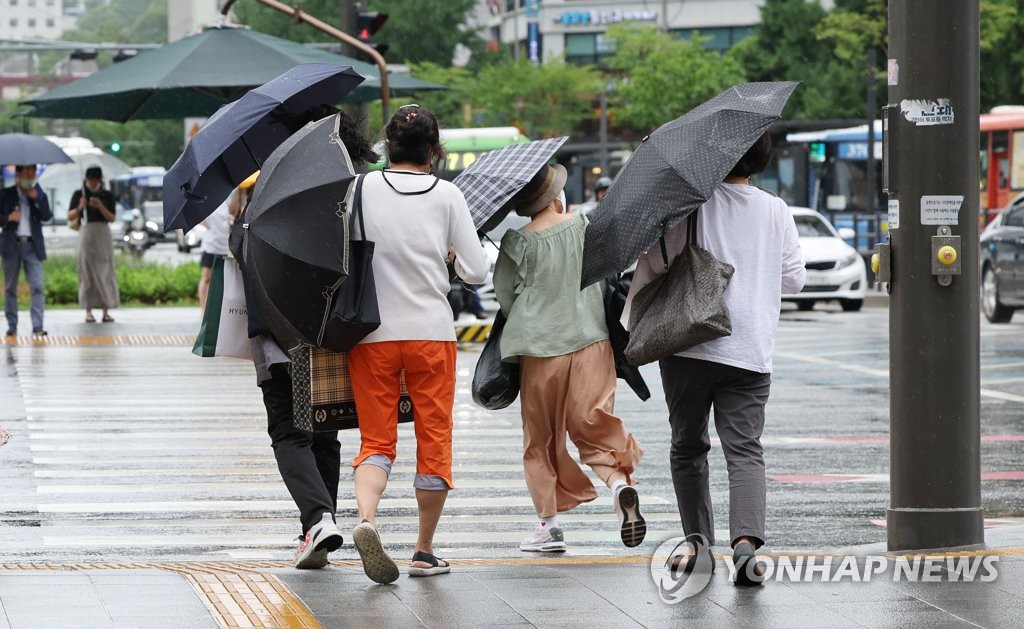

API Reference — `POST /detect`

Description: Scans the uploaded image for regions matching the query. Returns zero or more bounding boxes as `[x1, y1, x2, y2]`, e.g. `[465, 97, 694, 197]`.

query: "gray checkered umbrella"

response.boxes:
[452, 136, 568, 232]
[580, 81, 799, 287]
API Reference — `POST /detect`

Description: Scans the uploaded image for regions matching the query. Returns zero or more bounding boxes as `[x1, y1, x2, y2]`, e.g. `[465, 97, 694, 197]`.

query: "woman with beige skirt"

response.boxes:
[68, 166, 120, 323]
[493, 163, 645, 553]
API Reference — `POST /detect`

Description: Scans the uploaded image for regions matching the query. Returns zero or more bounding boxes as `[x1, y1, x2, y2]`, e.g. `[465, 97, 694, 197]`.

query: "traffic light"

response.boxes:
[356, 11, 389, 57]
[109, 142, 121, 153]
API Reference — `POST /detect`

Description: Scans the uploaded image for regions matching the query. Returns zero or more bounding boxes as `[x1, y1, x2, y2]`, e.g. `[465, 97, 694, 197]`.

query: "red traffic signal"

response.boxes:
[356, 11, 388, 42]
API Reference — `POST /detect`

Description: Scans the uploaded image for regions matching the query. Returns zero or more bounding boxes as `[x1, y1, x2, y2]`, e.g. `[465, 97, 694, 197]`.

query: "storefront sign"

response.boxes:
[555, 10, 658, 26]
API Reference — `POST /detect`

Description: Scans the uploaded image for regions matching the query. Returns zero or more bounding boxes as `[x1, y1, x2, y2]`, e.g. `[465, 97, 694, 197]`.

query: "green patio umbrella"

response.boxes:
[21, 26, 441, 122]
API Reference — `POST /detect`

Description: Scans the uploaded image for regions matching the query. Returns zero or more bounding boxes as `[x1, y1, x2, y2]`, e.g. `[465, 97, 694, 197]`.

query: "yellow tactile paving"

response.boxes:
[0, 561, 319, 629]
[1, 334, 196, 346]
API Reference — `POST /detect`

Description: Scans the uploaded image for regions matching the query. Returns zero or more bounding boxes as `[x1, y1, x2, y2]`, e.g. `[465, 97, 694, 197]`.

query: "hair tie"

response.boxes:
[404, 111, 418, 122]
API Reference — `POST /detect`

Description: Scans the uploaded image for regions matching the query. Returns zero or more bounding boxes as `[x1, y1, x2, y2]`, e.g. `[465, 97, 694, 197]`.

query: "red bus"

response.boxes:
[980, 107, 1024, 223]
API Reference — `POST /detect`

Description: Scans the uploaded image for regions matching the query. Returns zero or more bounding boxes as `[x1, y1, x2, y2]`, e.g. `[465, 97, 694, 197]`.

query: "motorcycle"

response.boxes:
[121, 208, 160, 257]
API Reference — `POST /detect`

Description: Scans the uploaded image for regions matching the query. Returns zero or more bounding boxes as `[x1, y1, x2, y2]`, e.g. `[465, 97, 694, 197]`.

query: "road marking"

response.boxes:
[775, 351, 1024, 403]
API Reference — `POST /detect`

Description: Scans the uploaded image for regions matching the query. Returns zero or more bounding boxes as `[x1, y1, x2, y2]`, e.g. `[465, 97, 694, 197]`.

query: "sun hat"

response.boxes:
[513, 164, 567, 217]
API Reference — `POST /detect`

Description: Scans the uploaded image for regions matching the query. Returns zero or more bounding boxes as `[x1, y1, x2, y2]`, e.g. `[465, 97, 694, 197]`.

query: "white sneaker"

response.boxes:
[614, 486, 647, 548]
[294, 513, 344, 569]
[519, 525, 566, 553]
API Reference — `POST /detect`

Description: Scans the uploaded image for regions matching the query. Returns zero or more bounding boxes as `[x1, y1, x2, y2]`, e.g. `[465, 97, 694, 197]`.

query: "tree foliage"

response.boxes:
[465, 58, 603, 139]
[603, 25, 745, 132]
[61, 0, 167, 47]
[231, 0, 481, 67]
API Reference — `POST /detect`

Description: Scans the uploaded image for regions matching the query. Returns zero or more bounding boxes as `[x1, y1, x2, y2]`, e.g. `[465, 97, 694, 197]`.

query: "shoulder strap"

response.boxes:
[687, 206, 699, 248]
[351, 174, 367, 239]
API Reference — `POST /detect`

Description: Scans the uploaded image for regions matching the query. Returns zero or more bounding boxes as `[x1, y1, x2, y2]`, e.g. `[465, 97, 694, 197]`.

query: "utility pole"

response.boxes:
[865, 48, 876, 214]
[884, 0, 983, 551]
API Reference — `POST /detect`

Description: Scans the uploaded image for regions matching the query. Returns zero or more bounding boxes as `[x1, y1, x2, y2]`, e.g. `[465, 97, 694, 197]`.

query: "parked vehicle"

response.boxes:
[980, 192, 1024, 323]
[784, 207, 868, 311]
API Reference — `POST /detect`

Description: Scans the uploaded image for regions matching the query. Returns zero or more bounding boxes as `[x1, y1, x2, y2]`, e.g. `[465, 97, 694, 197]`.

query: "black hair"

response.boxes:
[384, 105, 446, 171]
[290, 105, 380, 166]
[14, 165, 36, 174]
[728, 131, 773, 178]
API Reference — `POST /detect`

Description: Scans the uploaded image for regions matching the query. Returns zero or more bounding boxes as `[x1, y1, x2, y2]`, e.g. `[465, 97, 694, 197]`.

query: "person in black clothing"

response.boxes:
[232, 108, 379, 569]
[68, 166, 120, 323]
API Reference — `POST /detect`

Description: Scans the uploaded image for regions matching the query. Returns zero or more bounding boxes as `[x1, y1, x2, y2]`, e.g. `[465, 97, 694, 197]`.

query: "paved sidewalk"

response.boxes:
[2, 526, 1022, 628]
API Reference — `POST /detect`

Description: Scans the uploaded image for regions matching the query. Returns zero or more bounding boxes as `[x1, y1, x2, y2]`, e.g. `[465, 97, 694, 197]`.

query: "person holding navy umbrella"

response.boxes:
[2, 165, 53, 337]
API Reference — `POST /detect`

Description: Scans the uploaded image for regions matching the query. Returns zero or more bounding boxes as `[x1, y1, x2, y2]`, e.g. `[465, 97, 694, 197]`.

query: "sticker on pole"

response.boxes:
[887, 59, 899, 86]
[920, 195, 963, 225]
[900, 99, 954, 126]
[888, 199, 900, 229]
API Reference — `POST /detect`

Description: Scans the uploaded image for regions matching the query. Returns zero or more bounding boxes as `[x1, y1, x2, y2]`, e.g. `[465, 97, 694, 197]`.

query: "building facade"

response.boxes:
[168, 0, 225, 43]
[0, 0, 66, 41]
[475, 0, 833, 64]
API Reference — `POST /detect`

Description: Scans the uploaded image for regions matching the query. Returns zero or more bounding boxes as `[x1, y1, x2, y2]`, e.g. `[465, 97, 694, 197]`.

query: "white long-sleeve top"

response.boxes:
[354, 169, 489, 344]
[625, 183, 806, 373]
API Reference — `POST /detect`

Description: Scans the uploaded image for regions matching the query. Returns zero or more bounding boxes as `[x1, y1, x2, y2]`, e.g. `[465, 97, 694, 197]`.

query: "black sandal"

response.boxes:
[408, 550, 450, 577]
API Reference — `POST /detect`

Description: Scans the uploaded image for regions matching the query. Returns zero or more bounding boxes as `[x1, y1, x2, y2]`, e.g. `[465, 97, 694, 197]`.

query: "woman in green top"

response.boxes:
[493, 163, 645, 553]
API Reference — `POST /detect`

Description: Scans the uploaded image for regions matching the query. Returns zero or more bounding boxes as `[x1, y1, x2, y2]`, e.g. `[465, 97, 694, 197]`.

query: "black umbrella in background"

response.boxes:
[580, 81, 799, 287]
[163, 63, 364, 233]
[243, 113, 356, 348]
[0, 134, 72, 165]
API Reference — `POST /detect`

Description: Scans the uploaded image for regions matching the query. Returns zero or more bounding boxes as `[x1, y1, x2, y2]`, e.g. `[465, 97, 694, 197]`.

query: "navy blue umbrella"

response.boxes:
[162, 63, 364, 232]
[0, 133, 72, 165]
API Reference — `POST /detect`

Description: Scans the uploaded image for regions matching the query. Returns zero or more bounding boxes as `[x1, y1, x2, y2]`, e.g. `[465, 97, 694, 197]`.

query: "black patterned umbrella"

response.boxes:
[580, 81, 799, 287]
[452, 136, 568, 232]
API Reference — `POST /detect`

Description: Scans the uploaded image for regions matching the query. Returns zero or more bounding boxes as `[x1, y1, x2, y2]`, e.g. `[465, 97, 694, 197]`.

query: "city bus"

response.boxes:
[980, 107, 1024, 223]
[369, 126, 530, 180]
[773, 109, 1024, 228]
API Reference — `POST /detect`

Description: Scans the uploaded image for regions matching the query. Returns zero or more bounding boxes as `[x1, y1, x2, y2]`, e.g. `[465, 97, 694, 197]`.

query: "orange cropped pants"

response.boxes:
[348, 340, 457, 489]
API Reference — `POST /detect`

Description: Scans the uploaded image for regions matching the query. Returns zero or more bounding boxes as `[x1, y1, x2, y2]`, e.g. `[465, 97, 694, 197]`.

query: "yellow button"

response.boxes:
[871, 253, 880, 274]
[937, 245, 957, 266]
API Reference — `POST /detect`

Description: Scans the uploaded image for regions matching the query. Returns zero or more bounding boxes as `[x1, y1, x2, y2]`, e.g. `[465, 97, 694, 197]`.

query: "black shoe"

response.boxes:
[669, 547, 716, 577]
[31, 329, 47, 336]
[732, 540, 765, 586]
[4, 329, 14, 337]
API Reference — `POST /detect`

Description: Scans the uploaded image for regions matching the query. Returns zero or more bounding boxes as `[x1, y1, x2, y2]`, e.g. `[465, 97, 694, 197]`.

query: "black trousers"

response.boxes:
[260, 363, 341, 535]
[660, 356, 771, 548]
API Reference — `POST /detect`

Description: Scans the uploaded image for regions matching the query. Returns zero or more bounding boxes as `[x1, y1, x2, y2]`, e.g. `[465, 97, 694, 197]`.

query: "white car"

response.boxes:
[784, 207, 868, 312]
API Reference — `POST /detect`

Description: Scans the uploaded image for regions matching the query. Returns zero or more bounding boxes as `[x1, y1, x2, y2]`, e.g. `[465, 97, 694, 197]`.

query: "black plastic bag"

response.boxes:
[472, 311, 520, 410]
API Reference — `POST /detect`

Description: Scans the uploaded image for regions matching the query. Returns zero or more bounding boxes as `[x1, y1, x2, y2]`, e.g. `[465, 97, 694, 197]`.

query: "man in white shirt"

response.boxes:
[1, 165, 53, 336]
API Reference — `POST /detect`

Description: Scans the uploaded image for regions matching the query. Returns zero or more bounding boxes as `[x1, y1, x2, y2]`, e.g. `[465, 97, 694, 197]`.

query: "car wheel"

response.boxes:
[982, 266, 1014, 323]
[797, 301, 815, 311]
[840, 299, 863, 312]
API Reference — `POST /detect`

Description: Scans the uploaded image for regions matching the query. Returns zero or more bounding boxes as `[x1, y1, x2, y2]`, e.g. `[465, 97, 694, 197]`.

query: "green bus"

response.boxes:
[368, 126, 530, 180]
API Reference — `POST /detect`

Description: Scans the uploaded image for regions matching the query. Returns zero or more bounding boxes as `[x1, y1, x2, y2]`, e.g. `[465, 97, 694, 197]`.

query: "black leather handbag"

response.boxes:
[320, 174, 381, 352]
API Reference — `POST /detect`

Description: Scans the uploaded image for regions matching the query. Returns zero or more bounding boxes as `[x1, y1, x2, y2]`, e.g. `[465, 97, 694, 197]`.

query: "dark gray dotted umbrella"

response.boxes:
[581, 81, 799, 287]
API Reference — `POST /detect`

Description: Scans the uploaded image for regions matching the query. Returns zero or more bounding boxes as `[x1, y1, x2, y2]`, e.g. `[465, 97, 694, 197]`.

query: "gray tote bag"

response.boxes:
[624, 209, 734, 366]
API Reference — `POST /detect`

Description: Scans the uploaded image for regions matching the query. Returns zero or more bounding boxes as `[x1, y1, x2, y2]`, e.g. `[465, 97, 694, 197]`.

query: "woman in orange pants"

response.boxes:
[347, 105, 489, 584]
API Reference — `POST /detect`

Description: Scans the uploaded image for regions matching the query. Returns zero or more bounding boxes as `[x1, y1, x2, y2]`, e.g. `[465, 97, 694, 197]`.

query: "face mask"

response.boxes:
[86, 181, 101, 193]
[18, 178, 35, 190]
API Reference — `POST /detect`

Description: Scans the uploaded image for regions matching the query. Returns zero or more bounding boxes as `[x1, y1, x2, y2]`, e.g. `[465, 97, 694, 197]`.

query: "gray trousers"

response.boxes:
[3, 240, 45, 332]
[660, 356, 771, 548]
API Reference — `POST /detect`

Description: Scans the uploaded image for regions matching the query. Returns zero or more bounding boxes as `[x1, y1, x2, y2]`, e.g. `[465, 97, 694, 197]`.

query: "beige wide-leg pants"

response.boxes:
[518, 339, 643, 518]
